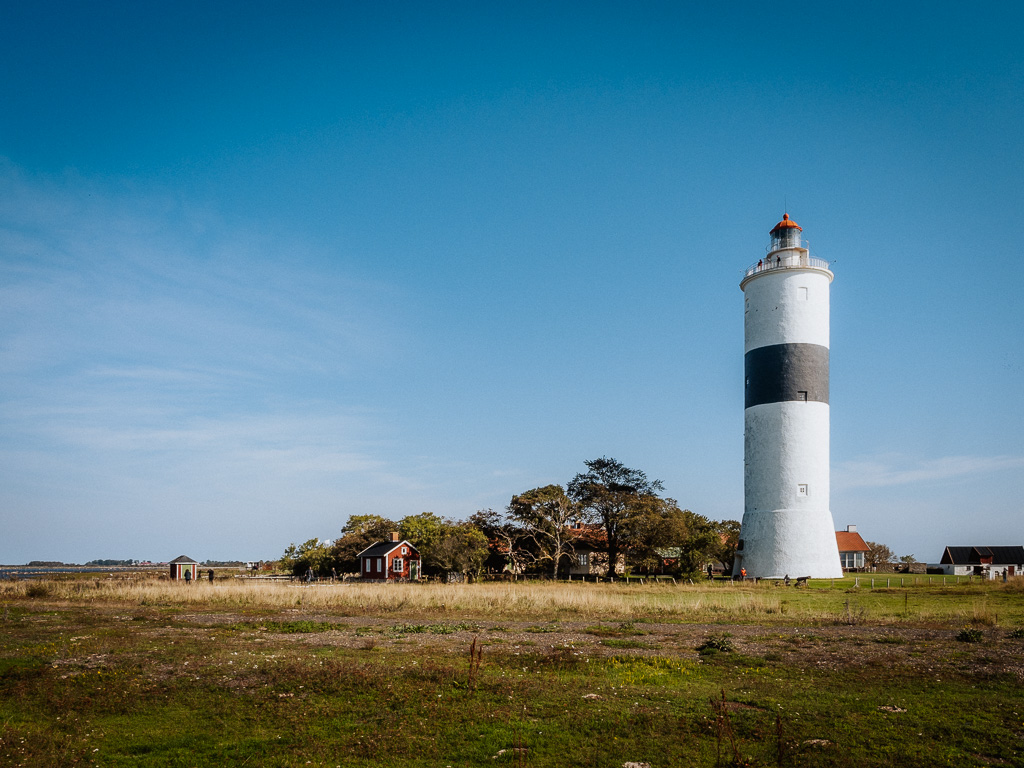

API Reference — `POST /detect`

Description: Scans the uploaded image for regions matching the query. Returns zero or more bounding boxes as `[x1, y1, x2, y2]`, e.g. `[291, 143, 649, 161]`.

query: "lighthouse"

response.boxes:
[734, 214, 843, 579]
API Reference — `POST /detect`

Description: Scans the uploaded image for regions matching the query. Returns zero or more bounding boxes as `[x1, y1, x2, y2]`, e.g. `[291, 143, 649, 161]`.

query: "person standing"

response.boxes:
[183, 568, 191, 585]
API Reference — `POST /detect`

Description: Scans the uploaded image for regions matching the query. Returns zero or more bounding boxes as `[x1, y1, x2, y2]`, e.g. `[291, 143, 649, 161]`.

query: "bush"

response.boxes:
[956, 627, 984, 643]
[697, 634, 735, 655]
[25, 583, 50, 598]
[1008, 628, 1024, 639]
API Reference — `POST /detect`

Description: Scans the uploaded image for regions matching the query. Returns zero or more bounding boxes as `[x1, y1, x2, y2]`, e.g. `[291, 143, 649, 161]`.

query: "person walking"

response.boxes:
[208, 569, 214, 583]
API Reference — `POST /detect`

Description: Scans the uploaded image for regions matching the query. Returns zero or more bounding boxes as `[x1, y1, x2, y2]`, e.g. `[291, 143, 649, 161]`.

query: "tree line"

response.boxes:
[280, 457, 740, 581]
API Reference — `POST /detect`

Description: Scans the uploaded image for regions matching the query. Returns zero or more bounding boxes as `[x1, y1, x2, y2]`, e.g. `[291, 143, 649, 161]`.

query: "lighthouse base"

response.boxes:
[732, 508, 843, 579]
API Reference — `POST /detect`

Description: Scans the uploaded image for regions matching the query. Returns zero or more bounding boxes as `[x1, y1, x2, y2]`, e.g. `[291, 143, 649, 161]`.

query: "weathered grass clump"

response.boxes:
[696, 634, 735, 655]
[956, 626, 984, 643]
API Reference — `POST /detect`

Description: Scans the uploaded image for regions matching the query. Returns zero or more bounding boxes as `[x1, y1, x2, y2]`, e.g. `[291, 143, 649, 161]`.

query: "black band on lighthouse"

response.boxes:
[745, 343, 829, 408]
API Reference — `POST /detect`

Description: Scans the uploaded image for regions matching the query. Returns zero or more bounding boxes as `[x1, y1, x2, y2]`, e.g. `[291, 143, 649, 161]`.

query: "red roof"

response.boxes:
[770, 213, 802, 234]
[568, 523, 608, 547]
[835, 530, 869, 552]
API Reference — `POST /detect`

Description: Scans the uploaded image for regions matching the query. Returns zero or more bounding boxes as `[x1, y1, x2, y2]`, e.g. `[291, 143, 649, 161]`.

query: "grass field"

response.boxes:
[2, 575, 1023, 766]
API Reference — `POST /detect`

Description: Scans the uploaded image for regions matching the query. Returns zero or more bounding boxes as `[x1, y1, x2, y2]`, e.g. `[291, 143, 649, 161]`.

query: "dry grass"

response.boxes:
[3, 575, 1023, 625]
[0, 577, 788, 620]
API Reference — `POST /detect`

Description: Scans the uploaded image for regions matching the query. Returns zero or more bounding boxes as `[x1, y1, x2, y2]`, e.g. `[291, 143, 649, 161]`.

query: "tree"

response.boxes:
[710, 519, 742, 573]
[899, 554, 916, 565]
[508, 485, 579, 579]
[280, 538, 332, 576]
[567, 457, 664, 579]
[399, 513, 489, 579]
[428, 522, 491, 580]
[341, 515, 395, 537]
[866, 541, 895, 569]
[399, 512, 446, 556]
[330, 515, 397, 573]
[625, 500, 718, 578]
[468, 508, 528, 574]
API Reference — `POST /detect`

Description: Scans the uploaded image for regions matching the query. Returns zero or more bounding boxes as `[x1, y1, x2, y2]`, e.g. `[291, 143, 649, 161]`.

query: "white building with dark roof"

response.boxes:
[934, 546, 1024, 578]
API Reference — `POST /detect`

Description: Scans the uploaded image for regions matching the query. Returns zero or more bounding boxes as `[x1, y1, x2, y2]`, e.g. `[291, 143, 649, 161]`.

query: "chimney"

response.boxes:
[846, 525, 857, 533]
[390, 532, 400, 542]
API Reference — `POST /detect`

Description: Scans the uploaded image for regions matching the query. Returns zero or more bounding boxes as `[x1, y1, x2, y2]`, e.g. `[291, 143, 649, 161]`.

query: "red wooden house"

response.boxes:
[358, 533, 421, 581]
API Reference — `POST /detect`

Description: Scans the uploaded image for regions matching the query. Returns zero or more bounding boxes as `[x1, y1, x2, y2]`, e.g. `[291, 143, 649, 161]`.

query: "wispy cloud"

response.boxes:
[0, 162, 401, 387]
[0, 163, 449, 561]
[834, 453, 1024, 490]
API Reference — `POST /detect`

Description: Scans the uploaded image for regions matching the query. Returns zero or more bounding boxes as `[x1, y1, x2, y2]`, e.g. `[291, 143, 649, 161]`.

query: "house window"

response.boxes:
[840, 552, 865, 569]
[576, 552, 589, 567]
[377, 557, 383, 572]
[393, 558, 403, 572]
[401, 546, 407, 555]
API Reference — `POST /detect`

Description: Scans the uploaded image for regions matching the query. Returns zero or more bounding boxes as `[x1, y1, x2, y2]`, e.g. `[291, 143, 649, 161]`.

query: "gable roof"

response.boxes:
[940, 546, 1024, 565]
[357, 540, 418, 559]
[835, 531, 869, 552]
[169, 555, 199, 564]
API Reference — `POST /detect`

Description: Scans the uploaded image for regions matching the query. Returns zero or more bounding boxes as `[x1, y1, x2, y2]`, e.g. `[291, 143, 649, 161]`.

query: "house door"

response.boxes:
[410, 561, 419, 580]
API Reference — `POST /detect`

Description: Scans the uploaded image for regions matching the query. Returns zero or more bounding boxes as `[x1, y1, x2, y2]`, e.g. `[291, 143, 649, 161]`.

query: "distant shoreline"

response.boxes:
[0, 565, 166, 578]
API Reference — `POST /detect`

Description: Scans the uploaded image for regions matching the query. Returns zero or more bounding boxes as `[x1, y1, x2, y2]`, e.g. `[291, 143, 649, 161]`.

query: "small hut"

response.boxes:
[169, 555, 199, 581]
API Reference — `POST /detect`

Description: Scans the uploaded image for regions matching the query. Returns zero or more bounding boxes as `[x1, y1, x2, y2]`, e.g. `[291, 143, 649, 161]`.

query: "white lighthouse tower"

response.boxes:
[734, 214, 843, 579]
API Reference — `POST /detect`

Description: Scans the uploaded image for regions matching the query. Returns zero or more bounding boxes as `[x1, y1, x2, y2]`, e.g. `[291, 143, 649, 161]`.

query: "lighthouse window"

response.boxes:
[798, 390, 808, 401]
[798, 286, 808, 300]
[798, 484, 808, 496]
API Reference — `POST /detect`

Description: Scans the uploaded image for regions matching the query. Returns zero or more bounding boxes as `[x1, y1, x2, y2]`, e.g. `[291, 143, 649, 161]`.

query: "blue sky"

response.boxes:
[1, 1, 1021, 564]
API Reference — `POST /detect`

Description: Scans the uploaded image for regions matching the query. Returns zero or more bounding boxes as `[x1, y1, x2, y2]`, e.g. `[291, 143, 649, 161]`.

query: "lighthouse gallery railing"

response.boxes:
[743, 255, 832, 279]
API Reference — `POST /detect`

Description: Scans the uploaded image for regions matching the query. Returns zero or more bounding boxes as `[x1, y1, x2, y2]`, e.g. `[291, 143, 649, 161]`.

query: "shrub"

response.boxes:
[956, 627, 984, 643]
[25, 583, 50, 598]
[1008, 628, 1024, 639]
[697, 634, 735, 655]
